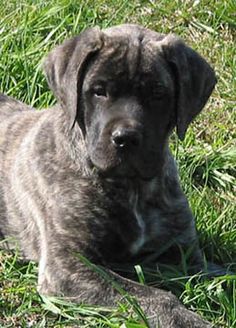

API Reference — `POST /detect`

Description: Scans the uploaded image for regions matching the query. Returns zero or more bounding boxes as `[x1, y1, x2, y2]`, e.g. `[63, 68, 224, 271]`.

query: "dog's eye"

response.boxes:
[92, 85, 107, 98]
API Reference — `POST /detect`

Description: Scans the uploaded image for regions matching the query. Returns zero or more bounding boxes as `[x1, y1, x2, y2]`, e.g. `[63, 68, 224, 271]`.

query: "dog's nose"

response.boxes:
[111, 128, 142, 149]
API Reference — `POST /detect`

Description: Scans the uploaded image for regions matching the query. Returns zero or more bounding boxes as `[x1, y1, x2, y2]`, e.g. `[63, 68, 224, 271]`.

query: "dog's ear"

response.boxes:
[43, 27, 104, 129]
[159, 35, 217, 140]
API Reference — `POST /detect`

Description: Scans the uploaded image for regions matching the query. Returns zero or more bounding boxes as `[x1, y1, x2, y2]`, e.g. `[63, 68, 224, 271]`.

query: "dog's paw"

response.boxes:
[144, 291, 213, 328]
[171, 306, 212, 328]
[148, 307, 213, 328]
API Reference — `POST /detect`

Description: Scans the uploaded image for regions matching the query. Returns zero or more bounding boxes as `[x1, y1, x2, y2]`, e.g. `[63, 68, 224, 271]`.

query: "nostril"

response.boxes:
[111, 129, 142, 149]
[112, 134, 126, 148]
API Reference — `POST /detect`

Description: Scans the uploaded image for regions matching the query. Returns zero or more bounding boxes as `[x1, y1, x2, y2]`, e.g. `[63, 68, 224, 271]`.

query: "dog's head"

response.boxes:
[44, 24, 216, 179]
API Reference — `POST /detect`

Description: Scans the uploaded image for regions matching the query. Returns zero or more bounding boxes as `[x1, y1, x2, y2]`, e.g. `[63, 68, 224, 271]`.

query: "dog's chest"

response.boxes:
[129, 198, 146, 254]
[128, 189, 162, 256]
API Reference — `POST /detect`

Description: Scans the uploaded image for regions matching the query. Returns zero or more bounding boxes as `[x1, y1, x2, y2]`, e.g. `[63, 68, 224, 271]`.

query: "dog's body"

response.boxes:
[0, 25, 217, 327]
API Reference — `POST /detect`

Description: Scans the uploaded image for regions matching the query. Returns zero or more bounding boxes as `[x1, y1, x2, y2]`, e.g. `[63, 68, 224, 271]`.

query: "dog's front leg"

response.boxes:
[37, 245, 211, 328]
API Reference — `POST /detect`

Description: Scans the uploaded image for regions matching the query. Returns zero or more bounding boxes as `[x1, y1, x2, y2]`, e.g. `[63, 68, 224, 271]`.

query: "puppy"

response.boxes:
[0, 24, 217, 327]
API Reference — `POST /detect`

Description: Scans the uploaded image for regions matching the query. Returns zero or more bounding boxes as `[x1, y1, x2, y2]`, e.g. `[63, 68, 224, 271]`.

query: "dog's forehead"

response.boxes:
[86, 25, 169, 84]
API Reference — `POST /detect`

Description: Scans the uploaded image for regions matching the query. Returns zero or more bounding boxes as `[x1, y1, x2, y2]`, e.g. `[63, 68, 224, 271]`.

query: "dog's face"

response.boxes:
[81, 36, 175, 178]
[44, 25, 216, 179]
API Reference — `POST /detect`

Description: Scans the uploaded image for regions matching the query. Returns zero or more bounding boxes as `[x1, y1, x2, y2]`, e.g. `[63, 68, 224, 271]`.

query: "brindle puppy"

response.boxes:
[0, 25, 217, 327]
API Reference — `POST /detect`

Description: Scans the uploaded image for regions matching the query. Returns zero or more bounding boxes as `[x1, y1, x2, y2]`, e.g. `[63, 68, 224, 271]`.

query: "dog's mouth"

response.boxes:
[89, 155, 158, 181]
[88, 131, 161, 181]
[99, 169, 154, 181]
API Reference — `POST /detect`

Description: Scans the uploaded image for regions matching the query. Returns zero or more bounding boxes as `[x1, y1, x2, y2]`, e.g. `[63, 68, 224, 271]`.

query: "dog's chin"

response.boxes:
[90, 159, 157, 182]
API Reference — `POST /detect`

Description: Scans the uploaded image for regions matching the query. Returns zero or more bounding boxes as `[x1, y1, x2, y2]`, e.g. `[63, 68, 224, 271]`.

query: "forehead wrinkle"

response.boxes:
[89, 40, 130, 80]
[139, 42, 172, 87]
[86, 35, 170, 87]
[126, 39, 141, 81]
[87, 36, 142, 84]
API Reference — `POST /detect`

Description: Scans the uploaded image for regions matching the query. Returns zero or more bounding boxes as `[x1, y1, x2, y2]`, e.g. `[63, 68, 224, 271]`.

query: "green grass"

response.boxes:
[0, 0, 235, 327]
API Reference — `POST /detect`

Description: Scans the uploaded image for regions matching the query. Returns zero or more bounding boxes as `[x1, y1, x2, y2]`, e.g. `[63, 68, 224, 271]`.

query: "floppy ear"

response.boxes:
[43, 27, 104, 129]
[159, 35, 217, 140]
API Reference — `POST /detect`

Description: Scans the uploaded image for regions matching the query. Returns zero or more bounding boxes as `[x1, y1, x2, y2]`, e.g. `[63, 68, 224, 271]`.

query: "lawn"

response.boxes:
[0, 0, 235, 327]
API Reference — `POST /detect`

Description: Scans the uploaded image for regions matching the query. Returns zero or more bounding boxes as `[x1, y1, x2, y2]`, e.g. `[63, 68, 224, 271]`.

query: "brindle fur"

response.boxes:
[0, 25, 217, 327]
